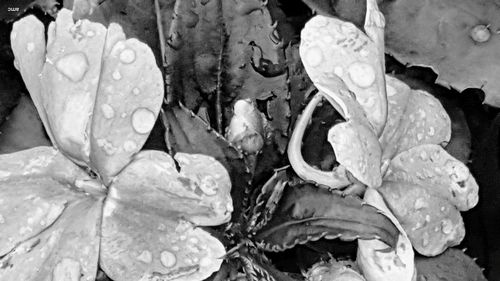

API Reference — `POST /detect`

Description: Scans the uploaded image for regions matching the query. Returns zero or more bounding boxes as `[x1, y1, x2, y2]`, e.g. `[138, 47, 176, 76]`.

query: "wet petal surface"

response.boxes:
[100, 150, 232, 281]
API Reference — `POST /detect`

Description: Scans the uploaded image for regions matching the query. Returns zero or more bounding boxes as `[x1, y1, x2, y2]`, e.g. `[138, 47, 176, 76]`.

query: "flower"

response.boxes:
[0, 9, 233, 281]
[288, 0, 479, 279]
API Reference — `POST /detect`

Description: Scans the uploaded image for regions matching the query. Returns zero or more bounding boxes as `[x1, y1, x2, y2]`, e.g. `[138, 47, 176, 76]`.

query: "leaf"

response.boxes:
[247, 168, 288, 233]
[254, 183, 400, 251]
[239, 250, 300, 281]
[0, 94, 50, 153]
[0, 147, 104, 281]
[380, 75, 451, 161]
[100, 150, 231, 281]
[415, 248, 487, 281]
[380, 0, 500, 106]
[162, 104, 251, 220]
[163, 0, 288, 134]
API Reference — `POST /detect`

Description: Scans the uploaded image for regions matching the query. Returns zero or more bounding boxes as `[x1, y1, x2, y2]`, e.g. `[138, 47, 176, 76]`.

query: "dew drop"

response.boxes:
[55, 52, 89, 82]
[123, 140, 137, 152]
[112, 70, 122, 80]
[132, 108, 156, 134]
[119, 48, 136, 64]
[101, 104, 115, 119]
[441, 219, 453, 234]
[132, 87, 140, 95]
[27, 42, 35, 52]
[52, 258, 81, 281]
[199, 176, 218, 196]
[422, 232, 429, 247]
[136, 250, 153, 263]
[304, 46, 323, 67]
[13, 59, 19, 71]
[347, 62, 376, 88]
[160, 250, 177, 268]
[86, 30, 95, 37]
[470, 24, 491, 43]
[413, 198, 426, 210]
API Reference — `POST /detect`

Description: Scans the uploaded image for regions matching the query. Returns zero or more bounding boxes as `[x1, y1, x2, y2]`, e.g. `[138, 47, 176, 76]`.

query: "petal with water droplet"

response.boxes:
[100, 150, 231, 281]
[89, 23, 163, 185]
[0, 148, 104, 281]
[384, 144, 478, 211]
[379, 181, 465, 256]
[40, 9, 107, 164]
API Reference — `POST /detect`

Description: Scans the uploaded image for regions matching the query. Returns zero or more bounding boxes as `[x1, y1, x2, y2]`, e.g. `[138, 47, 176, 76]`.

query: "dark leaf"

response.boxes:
[162, 104, 251, 220]
[254, 183, 399, 251]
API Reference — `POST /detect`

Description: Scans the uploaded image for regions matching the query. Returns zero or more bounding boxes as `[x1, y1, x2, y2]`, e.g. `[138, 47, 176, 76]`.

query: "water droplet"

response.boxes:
[199, 176, 218, 196]
[27, 42, 35, 52]
[132, 108, 156, 134]
[96, 138, 117, 155]
[55, 52, 89, 82]
[347, 62, 376, 88]
[132, 87, 140, 95]
[171, 245, 180, 251]
[52, 258, 81, 281]
[101, 104, 115, 119]
[417, 133, 424, 141]
[123, 140, 137, 152]
[304, 46, 323, 67]
[414, 198, 427, 210]
[441, 219, 453, 234]
[119, 48, 136, 64]
[422, 232, 429, 247]
[112, 70, 122, 80]
[470, 24, 491, 43]
[440, 206, 446, 212]
[0, 214, 4, 224]
[13, 59, 19, 70]
[428, 127, 435, 136]
[86, 30, 95, 37]
[160, 250, 176, 268]
[136, 250, 153, 263]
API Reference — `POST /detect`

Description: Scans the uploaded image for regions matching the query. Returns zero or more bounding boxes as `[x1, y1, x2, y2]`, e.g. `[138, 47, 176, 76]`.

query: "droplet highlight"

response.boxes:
[160, 250, 176, 268]
[26, 42, 35, 52]
[348, 62, 376, 88]
[52, 258, 81, 281]
[112, 70, 122, 80]
[119, 48, 136, 64]
[101, 104, 115, 119]
[132, 108, 156, 134]
[55, 52, 89, 82]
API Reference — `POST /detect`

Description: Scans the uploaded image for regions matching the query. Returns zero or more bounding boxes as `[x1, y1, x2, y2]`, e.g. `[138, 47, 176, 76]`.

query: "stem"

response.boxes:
[287, 93, 351, 189]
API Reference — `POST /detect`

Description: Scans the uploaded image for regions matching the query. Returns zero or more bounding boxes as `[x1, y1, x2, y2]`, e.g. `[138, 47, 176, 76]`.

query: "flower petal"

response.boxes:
[357, 188, 416, 281]
[10, 15, 54, 144]
[89, 23, 163, 185]
[379, 181, 465, 256]
[327, 119, 382, 187]
[100, 150, 231, 281]
[380, 76, 451, 161]
[300, 14, 387, 135]
[384, 144, 478, 211]
[0, 148, 104, 281]
[41, 9, 107, 164]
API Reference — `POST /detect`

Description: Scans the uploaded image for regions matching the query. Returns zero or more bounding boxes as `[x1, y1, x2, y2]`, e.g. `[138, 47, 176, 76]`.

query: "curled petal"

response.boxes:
[287, 94, 351, 189]
[384, 144, 478, 211]
[328, 119, 382, 188]
[226, 99, 265, 154]
[357, 188, 416, 281]
[100, 150, 232, 281]
[299, 13, 387, 135]
[379, 181, 465, 256]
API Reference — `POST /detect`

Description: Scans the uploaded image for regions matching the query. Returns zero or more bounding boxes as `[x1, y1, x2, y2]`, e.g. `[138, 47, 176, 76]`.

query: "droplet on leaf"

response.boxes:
[160, 250, 176, 268]
[132, 108, 155, 134]
[132, 87, 140, 95]
[101, 103, 115, 119]
[347, 62, 376, 88]
[26, 42, 35, 52]
[119, 48, 136, 64]
[55, 52, 89, 82]
[112, 70, 122, 80]
[136, 250, 153, 264]
[470, 24, 491, 43]
[52, 258, 81, 281]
